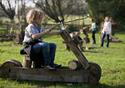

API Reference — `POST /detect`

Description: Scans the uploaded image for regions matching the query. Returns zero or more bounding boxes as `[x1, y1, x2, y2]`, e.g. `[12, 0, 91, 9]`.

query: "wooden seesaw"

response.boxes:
[0, 29, 101, 84]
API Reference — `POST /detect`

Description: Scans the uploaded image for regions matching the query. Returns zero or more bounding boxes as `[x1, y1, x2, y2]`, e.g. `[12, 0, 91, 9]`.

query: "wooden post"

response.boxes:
[60, 30, 89, 69]
[68, 60, 82, 70]
[23, 56, 32, 68]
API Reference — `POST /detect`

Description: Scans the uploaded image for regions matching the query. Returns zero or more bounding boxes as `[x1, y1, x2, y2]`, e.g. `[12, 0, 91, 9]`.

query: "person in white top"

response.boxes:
[90, 19, 97, 44]
[101, 16, 112, 48]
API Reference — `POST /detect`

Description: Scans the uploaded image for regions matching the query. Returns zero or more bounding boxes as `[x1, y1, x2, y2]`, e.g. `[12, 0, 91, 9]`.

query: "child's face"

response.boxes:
[105, 17, 109, 22]
[35, 14, 43, 24]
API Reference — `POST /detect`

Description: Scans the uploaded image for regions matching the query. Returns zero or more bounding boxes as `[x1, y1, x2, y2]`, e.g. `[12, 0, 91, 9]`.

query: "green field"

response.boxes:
[0, 32, 125, 88]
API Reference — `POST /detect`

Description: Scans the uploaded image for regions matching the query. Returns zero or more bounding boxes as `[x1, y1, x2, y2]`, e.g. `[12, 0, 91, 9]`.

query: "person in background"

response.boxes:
[82, 27, 90, 50]
[23, 9, 61, 69]
[90, 19, 97, 45]
[100, 16, 112, 48]
[70, 31, 83, 51]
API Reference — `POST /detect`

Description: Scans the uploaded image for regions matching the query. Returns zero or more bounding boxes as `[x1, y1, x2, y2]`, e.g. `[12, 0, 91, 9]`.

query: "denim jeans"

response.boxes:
[101, 33, 110, 47]
[32, 42, 56, 66]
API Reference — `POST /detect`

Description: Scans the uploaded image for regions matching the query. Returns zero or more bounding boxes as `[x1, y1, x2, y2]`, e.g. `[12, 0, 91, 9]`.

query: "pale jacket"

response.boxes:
[102, 21, 112, 34]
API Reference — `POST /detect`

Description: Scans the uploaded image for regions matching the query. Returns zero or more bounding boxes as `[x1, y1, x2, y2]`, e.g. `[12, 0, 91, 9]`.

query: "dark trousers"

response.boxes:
[92, 31, 96, 44]
[32, 42, 56, 66]
[101, 33, 110, 47]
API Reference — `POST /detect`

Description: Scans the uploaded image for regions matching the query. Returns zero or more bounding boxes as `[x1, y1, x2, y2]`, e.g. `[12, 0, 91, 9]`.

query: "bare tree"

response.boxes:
[0, 0, 27, 43]
[0, 0, 16, 21]
[35, 0, 88, 23]
[14, 0, 27, 44]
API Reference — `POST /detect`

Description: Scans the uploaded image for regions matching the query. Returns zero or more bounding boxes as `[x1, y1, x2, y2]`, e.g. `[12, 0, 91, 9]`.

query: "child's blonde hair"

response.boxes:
[26, 9, 44, 24]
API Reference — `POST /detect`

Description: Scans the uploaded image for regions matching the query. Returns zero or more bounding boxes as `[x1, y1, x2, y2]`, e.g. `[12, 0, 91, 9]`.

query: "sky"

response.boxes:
[1, 0, 35, 16]
[25, 0, 35, 7]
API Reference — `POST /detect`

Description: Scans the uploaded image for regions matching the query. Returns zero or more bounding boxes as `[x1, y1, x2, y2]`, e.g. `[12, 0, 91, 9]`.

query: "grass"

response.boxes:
[0, 32, 125, 88]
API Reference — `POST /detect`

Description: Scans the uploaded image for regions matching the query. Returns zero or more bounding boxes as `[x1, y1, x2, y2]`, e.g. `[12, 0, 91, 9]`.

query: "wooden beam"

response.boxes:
[0, 60, 101, 84]
[60, 30, 89, 69]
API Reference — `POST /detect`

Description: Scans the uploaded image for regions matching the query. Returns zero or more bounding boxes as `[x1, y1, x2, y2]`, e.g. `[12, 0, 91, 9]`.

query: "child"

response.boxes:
[82, 27, 90, 50]
[90, 19, 97, 45]
[23, 9, 60, 69]
[70, 32, 83, 51]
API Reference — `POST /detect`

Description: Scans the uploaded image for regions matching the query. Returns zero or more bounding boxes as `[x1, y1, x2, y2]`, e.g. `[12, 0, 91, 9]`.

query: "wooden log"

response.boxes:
[0, 59, 22, 78]
[88, 62, 102, 84]
[8, 67, 89, 83]
[68, 60, 82, 70]
[60, 30, 89, 69]
[0, 60, 101, 84]
[0, 59, 22, 68]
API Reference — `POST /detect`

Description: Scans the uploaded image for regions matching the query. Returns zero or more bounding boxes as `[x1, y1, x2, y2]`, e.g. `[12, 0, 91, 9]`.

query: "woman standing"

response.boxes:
[101, 16, 112, 48]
